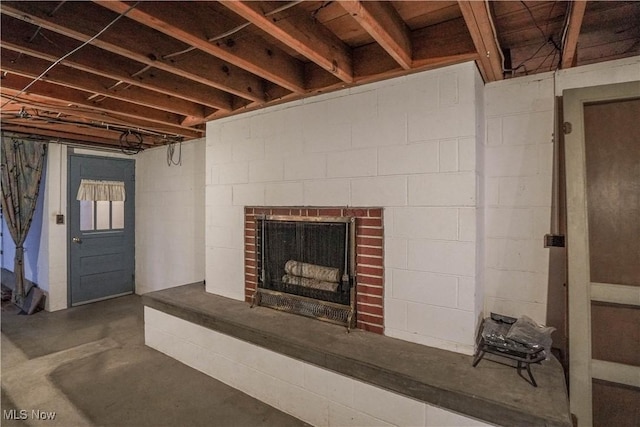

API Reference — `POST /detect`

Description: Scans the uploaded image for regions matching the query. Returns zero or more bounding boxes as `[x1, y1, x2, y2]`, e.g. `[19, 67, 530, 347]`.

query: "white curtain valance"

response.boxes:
[76, 179, 126, 202]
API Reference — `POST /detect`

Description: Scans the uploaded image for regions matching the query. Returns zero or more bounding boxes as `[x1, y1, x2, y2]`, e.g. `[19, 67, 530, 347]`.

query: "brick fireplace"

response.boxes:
[245, 206, 384, 333]
[203, 62, 485, 355]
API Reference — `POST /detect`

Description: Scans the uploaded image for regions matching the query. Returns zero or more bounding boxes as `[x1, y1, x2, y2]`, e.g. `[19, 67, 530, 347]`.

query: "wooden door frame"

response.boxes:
[564, 81, 640, 425]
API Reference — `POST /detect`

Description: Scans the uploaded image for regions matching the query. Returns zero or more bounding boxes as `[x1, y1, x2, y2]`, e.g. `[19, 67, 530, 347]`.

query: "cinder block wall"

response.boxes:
[482, 56, 640, 324]
[135, 138, 206, 294]
[205, 62, 484, 354]
[483, 75, 555, 322]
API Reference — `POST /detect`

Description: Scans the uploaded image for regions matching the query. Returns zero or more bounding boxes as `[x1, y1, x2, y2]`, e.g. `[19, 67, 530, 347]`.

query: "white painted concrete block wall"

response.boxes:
[483, 73, 555, 323]
[206, 62, 483, 354]
[474, 69, 487, 331]
[483, 56, 640, 324]
[135, 138, 206, 294]
[146, 307, 493, 427]
[27, 143, 69, 312]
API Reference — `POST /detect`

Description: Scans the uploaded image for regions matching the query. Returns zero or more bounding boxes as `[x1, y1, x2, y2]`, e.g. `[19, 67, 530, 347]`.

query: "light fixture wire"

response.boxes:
[166, 140, 182, 166]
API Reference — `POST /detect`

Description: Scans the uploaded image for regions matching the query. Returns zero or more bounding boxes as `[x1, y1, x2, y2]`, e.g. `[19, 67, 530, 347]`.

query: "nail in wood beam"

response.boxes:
[458, 1, 503, 82]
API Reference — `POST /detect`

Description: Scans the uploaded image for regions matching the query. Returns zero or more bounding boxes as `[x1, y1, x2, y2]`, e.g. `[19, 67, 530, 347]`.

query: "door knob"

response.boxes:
[72, 237, 82, 244]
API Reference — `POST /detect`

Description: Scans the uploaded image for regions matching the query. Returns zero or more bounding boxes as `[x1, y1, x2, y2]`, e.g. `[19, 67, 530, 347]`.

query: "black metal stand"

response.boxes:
[472, 317, 546, 387]
[472, 343, 545, 387]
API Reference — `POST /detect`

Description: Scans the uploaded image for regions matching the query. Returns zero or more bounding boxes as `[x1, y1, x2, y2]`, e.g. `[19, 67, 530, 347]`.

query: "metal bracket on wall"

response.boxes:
[544, 234, 566, 248]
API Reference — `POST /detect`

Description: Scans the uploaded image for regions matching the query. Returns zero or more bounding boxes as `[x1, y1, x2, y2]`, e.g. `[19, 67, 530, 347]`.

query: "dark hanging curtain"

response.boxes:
[0, 135, 47, 305]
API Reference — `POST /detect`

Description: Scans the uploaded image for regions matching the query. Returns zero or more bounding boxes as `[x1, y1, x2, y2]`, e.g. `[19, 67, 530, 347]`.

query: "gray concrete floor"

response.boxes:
[1, 294, 308, 427]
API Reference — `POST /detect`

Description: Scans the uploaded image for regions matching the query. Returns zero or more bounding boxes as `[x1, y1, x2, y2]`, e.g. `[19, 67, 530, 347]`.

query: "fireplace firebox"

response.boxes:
[245, 207, 384, 334]
[253, 214, 356, 328]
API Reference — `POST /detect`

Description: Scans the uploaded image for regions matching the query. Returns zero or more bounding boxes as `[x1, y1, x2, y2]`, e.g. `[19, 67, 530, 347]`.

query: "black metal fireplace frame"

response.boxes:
[252, 214, 356, 329]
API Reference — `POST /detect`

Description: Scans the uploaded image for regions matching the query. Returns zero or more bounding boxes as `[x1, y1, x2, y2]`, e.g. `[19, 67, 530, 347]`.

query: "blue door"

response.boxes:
[68, 154, 135, 306]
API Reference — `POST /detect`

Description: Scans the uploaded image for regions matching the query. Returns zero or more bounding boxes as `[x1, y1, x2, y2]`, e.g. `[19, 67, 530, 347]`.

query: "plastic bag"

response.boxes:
[482, 318, 511, 344]
[506, 315, 555, 359]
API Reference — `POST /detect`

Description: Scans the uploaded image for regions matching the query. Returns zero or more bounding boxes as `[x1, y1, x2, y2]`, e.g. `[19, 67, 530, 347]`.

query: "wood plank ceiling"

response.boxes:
[1, 1, 638, 151]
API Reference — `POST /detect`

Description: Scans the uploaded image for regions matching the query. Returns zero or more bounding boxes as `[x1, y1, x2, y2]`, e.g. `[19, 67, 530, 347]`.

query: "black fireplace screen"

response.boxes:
[257, 216, 353, 306]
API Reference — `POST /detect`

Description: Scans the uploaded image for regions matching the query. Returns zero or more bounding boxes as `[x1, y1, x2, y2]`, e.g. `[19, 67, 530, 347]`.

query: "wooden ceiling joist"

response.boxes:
[0, 73, 194, 133]
[221, 1, 354, 84]
[561, 0, 588, 69]
[0, 117, 135, 146]
[0, 105, 153, 147]
[339, 1, 413, 70]
[458, 1, 504, 82]
[0, 18, 229, 111]
[0, 3, 249, 109]
[1, 0, 637, 150]
[93, 0, 306, 95]
[1, 95, 201, 144]
[1, 124, 131, 148]
[1, 81, 202, 140]
[0, 49, 209, 119]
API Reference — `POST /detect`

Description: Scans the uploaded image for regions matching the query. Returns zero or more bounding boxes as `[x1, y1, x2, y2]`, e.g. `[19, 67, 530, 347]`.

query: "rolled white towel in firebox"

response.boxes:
[284, 260, 341, 283]
[281, 274, 340, 292]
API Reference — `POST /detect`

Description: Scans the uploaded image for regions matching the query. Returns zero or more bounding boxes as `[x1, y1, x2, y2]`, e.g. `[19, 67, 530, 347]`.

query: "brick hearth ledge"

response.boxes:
[143, 283, 571, 427]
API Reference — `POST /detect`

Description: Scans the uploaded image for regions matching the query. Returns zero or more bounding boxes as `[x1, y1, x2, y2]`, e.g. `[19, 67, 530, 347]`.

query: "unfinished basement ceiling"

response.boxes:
[1, 1, 638, 150]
